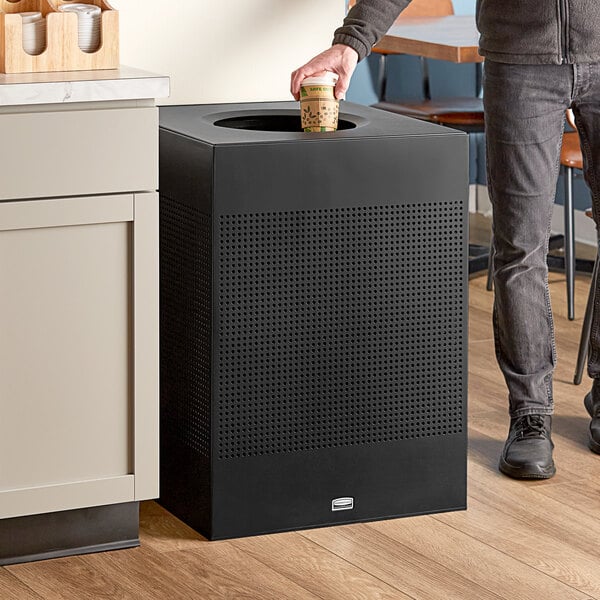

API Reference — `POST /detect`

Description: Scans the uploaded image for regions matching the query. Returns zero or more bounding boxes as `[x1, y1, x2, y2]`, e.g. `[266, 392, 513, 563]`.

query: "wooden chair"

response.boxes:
[348, 0, 485, 132]
[561, 109, 581, 320]
[487, 109, 582, 321]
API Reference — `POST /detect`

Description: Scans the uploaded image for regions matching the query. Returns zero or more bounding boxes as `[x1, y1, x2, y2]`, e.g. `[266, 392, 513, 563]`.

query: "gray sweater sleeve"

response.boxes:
[332, 0, 412, 61]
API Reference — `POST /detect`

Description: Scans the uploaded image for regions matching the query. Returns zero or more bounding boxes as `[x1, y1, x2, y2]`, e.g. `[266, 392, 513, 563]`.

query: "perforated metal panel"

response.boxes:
[160, 195, 212, 458]
[217, 202, 465, 460]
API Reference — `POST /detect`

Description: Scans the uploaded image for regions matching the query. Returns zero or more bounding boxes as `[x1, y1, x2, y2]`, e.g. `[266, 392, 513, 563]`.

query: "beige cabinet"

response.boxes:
[0, 192, 158, 519]
[0, 106, 158, 201]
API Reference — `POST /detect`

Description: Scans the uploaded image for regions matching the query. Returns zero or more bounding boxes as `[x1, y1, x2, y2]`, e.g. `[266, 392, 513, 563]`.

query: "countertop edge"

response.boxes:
[0, 66, 170, 107]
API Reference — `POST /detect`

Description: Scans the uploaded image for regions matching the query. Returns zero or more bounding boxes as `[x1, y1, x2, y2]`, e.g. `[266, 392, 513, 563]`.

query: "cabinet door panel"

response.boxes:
[0, 194, 136, 517]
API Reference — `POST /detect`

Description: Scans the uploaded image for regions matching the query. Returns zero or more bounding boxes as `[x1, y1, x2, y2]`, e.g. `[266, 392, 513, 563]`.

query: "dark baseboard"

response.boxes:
[0, 502, 139, 566]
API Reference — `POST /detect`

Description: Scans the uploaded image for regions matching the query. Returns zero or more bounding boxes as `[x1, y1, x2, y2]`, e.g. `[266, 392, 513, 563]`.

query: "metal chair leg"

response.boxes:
[486, 233, 494, 291]
[574, 243, 599, 384]
[377, 54, 388, 102]
[419, 55, 431, 101]
[564, 165, 575, 320]
[475, 61, 484, 98]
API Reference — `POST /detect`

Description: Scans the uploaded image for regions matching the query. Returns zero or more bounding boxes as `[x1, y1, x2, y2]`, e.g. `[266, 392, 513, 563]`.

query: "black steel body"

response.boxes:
[159, 102, 469, 540]
[0, 502, 139, 566]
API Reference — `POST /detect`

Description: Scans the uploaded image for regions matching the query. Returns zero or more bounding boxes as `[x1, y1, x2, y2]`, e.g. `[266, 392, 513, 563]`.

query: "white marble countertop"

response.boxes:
[0, 66, 170, 107]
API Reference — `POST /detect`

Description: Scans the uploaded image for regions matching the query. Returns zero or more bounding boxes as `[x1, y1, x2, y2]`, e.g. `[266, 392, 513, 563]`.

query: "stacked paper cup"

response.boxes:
[20, 12, 47, 55]
[58, 3, 102, 53]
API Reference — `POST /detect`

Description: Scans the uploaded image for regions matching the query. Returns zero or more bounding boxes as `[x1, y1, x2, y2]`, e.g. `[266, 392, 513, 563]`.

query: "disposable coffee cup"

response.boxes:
[300, 72, 339, 132]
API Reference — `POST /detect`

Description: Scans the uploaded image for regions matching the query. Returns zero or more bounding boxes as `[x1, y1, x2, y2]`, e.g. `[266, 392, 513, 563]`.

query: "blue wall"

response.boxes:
[452, 0, 477, 14]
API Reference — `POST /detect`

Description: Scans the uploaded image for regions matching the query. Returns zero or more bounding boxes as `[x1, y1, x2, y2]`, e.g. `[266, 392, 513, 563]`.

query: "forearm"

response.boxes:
[332, 0, 412, 61]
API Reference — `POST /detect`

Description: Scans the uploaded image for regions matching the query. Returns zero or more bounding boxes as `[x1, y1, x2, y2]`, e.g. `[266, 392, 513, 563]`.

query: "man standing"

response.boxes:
[291, 0, 600, 480]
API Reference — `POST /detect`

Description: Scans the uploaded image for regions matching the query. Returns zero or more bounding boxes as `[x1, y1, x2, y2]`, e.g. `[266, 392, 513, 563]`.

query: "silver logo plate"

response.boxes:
[331, 497, 354, 511]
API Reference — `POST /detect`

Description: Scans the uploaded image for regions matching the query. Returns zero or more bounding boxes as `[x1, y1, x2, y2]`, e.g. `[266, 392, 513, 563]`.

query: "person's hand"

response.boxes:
[290, 44, 359, 101]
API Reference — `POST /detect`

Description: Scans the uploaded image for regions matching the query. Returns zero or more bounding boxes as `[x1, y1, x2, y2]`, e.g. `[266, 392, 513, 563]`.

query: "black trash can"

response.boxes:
[158, 101, 469, 540]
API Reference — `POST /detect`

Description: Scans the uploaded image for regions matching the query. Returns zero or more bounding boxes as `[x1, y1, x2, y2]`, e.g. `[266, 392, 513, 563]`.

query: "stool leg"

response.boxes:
[564, 165, 575, 320]
[486, 233, 494, 291]
[574, 246, 599, 384]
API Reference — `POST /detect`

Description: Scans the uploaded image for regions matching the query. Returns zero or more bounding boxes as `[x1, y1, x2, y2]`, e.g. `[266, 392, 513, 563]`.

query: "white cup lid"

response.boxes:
[20, 11, 43, 24]
[59, 3, 102, 15]
[301, 72, 339, 87]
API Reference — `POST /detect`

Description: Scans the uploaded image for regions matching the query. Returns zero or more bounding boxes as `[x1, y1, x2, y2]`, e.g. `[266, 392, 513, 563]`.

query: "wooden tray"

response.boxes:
[0, 0, 119, 73]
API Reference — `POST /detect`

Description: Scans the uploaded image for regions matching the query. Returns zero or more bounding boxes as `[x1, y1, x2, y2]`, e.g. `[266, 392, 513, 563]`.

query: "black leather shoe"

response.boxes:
[584, 386, 600, 455]
[499, 414, 556, 480]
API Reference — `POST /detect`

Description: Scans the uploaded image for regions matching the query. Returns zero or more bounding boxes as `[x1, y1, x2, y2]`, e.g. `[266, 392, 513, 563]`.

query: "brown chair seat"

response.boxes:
[561, 131, 583, 169]
[373, 97, 484, 126]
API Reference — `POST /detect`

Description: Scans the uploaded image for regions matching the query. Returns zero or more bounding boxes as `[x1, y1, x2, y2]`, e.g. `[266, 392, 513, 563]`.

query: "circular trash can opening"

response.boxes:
[213, 114, 357, 132]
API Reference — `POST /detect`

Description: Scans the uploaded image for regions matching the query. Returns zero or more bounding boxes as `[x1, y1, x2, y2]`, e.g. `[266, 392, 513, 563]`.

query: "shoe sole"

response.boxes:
[584, 393, 600, 455]
[498, 457, 556, 480]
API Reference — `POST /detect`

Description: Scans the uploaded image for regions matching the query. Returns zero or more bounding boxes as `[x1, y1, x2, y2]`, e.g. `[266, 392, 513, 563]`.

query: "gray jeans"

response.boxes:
[483, 60, 600, 417]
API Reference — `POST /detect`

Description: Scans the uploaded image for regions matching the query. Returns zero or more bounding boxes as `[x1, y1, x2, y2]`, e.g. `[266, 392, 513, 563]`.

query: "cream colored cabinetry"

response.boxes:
[0, 103, 159, 521]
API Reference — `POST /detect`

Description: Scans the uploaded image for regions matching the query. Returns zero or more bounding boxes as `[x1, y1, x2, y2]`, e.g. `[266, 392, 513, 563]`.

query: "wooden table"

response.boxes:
[375, 15, 482, 63]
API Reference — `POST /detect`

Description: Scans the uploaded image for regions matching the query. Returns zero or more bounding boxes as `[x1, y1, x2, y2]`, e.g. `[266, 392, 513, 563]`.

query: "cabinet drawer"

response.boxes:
[0, 107, 157, 201]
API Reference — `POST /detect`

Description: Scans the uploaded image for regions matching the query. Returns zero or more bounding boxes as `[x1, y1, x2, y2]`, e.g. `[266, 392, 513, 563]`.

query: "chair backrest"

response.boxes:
[348, 0, 454, 18]
[566, 109, 577, 130]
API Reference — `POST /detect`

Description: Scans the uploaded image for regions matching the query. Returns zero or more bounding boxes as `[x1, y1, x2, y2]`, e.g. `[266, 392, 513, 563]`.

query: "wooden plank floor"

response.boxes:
[4, 266, 600, 599]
